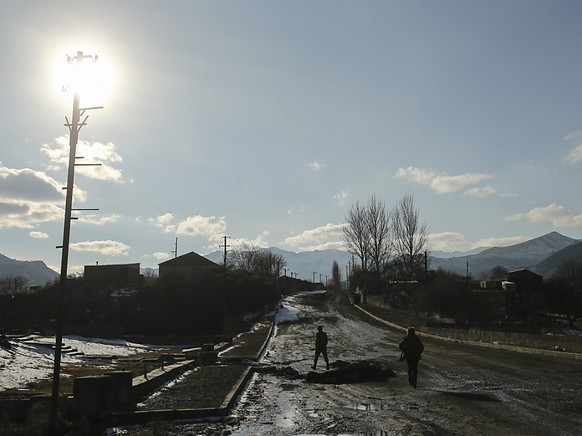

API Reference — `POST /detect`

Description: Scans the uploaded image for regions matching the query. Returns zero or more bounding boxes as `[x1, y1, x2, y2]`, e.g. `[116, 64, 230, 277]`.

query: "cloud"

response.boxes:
[428, 232, 470, 251]
[228, 231, 271, 249]
[29, 231, 49, 239]
[0, 166, 65, 228]
[175, 215, 227, 239]
[70, 240, 130, 256]
[41, 136, 123, 182]
[428, 232, 529, 252]
[287, 204, 305, 215]
[149, 213, 176, 232]
[333, 190, 349, 205]
[153, 251, 171, 261]
[149, 213, 228, 245]
[0, 166, 63, 203]
[564, 145, 582, 165]
[564, 130, 582, 142]
[563, 130, 582, 165]
[463, 185, 497, 198]
[308, 161, 325, 172]
[75, 213, 122, 225]
[507, 203, 582, 227]
[395, 167, 492, 194]
[473, 235, 529, 247]
[283, 223, 345, 251]
[156, 213, 175, 225]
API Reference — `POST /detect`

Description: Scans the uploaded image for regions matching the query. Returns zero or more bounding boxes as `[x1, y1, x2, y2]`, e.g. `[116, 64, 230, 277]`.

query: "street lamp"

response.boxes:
[49, 51, 102, 431]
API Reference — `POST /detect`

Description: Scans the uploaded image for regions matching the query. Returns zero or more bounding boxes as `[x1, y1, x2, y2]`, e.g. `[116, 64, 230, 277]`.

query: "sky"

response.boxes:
[1, 1, 582, 275]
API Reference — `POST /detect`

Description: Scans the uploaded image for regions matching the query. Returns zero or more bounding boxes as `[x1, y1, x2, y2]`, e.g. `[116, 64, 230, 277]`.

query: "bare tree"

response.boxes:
[0, 275, 30, 295]
[227, 245, 286, 283]
[227, 244, 259, 271]
[489, 265, 509, 281]
[392, 193, 428, 281]
[331, 260, 342, 290]
[366, 195, 392, 283]
[342, 201, 370, 301]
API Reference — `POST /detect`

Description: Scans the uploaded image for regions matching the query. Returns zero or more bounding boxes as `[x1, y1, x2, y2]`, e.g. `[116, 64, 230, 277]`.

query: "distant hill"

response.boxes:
[205, 232, 579, 281]
[205, 247, 353, 283]
[429, 232, 578, 279]
[4, 231, 579, 288]
[531, 240, 582, 278]
[0, 254, 58, 287]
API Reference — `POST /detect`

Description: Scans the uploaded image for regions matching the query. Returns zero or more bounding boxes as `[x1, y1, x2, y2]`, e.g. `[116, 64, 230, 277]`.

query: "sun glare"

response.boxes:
[53, 50, 117, 107]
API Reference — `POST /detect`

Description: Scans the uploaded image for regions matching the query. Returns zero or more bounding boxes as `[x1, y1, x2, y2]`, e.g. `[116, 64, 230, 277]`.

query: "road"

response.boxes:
[126, 290, 582, 435]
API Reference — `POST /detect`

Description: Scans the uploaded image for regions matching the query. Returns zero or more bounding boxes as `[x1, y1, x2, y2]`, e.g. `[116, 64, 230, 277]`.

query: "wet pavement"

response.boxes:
[114, 289, 582, 435]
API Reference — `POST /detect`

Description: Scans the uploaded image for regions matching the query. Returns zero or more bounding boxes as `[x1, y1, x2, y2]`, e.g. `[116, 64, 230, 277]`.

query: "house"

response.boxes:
[83, 263, 141, 285]
[507, 269, 543, 294]
[158, 252, 219, 280]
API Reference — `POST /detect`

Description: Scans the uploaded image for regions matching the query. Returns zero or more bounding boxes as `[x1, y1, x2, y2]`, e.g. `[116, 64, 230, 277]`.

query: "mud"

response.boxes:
[114, 290, 582, 436]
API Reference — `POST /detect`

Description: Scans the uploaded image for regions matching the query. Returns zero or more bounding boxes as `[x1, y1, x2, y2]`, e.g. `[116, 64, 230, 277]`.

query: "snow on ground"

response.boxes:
[0, 335, 155, 391]
[275, 290, 325, 325]
[275, 303, 300, 325]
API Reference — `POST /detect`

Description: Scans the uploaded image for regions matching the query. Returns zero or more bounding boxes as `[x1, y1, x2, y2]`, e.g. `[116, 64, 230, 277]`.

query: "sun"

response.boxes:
[52, 49, 117, 108]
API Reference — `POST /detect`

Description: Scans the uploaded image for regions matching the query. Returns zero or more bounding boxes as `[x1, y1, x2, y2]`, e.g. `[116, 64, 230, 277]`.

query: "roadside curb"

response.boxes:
[110, 321, 276, 427]
[354, 304, 582, 361]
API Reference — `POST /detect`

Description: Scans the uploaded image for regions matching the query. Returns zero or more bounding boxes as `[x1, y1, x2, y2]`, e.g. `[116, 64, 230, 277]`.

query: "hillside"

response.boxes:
[0, 254, 58, 287]
[429, 232, 578, 279]
[531, 240, 582, 278]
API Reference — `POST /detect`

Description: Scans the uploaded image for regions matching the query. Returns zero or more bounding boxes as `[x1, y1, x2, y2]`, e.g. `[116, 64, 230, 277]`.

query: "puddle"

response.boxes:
[344, 403, 394, 412]
[439, 391, 501, 402]
[280, 383, 299, 391]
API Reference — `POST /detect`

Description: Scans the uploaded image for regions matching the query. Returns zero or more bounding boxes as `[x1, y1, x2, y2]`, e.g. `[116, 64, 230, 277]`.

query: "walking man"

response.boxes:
[399, 327, 424, 388]
[312, 325, 329, 370]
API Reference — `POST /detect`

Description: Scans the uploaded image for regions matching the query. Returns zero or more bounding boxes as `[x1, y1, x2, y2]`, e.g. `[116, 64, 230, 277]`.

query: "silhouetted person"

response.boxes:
[312, 325, 329, 370]
[399, 327, 424, 388]
[0, 333, 11, 350]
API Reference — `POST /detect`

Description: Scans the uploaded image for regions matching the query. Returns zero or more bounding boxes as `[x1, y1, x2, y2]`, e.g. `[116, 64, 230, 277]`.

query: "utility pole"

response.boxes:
[425, 251, 429, 323]
[346, 264, 349, 291]
[171, 237, 178, 258]
[220, 235, 230, 269]
[50, 51, 102, 432]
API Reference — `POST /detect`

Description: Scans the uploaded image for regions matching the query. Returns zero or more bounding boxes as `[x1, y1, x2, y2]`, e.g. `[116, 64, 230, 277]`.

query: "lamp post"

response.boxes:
[49, 51, 102, 431]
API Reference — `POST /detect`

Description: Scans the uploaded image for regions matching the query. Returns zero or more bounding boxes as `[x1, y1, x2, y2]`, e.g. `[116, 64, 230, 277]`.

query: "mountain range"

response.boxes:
[429, 231, 579, 278]
[206, 231, 580, 282]
[1, 231, 580, 287]
[0, 253, 58, 287]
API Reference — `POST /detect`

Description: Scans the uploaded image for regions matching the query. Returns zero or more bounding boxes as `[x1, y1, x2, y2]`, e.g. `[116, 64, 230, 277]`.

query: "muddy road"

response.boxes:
[122, 290, 582, 435]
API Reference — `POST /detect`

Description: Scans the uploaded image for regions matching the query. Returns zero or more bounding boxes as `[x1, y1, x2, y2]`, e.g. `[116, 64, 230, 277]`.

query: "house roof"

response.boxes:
[84, 263, 141, 269]
[158, 251, 217, 267]
[507, 268, 542, 278]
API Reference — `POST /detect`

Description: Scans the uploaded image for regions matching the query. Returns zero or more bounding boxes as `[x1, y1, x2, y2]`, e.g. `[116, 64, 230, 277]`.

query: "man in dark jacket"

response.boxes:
[312, 325, 329, 370]
[399, 327, 424, 388]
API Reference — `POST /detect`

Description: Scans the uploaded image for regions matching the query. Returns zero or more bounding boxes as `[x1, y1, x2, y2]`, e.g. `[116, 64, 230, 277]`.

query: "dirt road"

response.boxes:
[120, 290, 582, 435]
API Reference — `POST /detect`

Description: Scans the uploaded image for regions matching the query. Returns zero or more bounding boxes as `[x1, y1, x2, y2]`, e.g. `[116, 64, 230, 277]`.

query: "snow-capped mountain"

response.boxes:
[3, 232, 579, 288]
[205, 247, 353, 283]
[429, 232, 578, 278]
[206, 232, 579, 281]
